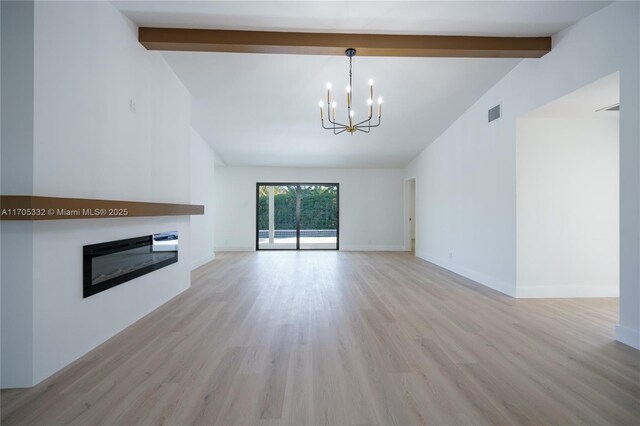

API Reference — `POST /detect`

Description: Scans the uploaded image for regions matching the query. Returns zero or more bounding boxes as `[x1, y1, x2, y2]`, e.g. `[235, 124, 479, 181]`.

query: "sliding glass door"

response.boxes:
[299, 185, 338, 249]
[256, 183, 339, 250]
[257, 185, 297, 249]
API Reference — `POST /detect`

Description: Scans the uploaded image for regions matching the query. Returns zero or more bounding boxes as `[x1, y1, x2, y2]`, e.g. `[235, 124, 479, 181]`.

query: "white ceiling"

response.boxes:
[114, 1, 611, 37]
[114, 1, 612, 167]
[162, 52, 520, 167]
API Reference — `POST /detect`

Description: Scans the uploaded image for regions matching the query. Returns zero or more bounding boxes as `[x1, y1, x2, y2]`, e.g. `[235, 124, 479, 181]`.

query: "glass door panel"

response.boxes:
[257, 183, 339, 250]
[257, 185, 297, 250]
[299, 184, 338, 250]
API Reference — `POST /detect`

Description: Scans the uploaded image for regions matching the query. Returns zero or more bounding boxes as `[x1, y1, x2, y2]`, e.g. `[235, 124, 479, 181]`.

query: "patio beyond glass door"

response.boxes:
[257, 185, 297, 249]
[256, 183, 339, 250]
[299, 185, 338, 249]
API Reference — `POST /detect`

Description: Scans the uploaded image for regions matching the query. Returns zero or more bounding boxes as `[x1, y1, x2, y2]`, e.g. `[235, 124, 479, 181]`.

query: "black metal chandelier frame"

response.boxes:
[319, 48, 382, 135]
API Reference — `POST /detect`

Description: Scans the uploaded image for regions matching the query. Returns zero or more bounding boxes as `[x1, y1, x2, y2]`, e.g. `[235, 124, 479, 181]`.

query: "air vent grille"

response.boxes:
[596, 103, 620, 112]
[488, 104, 501, 122]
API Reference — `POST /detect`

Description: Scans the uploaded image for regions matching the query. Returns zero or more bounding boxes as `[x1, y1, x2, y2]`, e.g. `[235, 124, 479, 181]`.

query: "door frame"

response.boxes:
[403, 177, 417, 252]
[255, 182, 340, 251]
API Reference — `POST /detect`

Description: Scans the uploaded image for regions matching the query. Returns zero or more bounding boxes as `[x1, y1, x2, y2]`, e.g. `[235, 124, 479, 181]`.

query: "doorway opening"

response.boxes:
[256, 183, 339, 250]
[404, 177, 417, 253]
[515, 72, 620, 299]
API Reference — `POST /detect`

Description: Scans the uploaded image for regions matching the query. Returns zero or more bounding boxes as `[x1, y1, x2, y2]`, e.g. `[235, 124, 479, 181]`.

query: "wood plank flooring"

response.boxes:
[2, 251, 639, 425]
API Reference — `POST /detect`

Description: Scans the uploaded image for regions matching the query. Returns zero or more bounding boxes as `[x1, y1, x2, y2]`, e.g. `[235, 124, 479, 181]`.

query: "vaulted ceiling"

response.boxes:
[114, 1, 611, 167]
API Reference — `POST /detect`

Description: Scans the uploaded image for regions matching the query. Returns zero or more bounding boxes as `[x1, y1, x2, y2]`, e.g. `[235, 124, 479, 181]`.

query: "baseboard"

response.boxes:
[615, 324, 640, 350]
[516, 285, 619, 298]
[191, 252, 215, 270]
[214, 246, 255, 252]
[215, 246, 404, 252]
[415, 251, 515, 297]
[340, 245, 404, 251]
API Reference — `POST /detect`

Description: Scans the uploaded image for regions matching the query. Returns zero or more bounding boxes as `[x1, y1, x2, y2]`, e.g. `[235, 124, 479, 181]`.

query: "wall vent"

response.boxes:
[488, 104, 501, 122]
[596, 103, 620, 112]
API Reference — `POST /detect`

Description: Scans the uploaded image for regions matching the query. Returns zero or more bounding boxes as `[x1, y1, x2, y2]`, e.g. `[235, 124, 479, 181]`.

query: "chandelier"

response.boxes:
[318, 48, 382, 135]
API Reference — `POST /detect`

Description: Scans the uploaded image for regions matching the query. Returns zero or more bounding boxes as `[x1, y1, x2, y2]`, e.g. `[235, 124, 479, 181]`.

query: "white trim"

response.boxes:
[215, 246, 255, 252]
[416, 251, 516, 297]
[191, 252, 215, 270]
[340, 245, 404, 252]
[615, 324, 640, 350]
[516, 286, 619, 298]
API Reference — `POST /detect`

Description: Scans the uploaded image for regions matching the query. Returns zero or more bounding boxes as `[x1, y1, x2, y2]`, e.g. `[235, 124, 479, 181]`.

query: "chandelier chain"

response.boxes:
[348, 54, 353, 120]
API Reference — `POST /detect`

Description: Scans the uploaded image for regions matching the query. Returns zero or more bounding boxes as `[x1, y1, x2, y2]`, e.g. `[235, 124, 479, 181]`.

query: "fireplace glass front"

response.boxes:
[83, 231, 178, 298]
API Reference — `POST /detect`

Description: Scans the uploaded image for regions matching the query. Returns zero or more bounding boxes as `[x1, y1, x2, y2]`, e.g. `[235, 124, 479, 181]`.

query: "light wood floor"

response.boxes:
[2, 251, 639, 425]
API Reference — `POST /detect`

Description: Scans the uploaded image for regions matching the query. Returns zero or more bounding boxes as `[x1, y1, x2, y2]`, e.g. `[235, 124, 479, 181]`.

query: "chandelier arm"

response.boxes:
[322, 112, 348, 129]
[327, 114, 344, 126]
[334, 127, 348, 135]
[366, 117, 382, 128]
[327, 104, 345, 127]
[368, 115, 382, 127]
[321, 106, 348, 129]
[354, 126, 371, 133]
[322, 120, 348, 130]
[354, 117, 372, 127]
[321, 119, 335, 130]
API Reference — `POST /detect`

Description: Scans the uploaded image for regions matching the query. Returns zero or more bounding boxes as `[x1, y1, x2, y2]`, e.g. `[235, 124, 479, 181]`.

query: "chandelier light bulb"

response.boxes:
[332, 101, 337, 108]
[319, 101, 324, 108]
[378, 97, 383, 104]
[367, 98, 373, 105]
[326, 83, 332, 90]
[349, 110, 354, 117]
[369, 79, 374, 85]
[346, 85, 351, 93]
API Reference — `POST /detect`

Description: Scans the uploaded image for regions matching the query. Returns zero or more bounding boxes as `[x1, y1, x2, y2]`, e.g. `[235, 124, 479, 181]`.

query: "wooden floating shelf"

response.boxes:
[139, 27, 552, 58]
[0, 195, 204, 221]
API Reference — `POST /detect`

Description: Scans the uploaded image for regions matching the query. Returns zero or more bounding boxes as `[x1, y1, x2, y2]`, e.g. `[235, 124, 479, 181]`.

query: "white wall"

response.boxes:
[404, 2, 639, 348]
[31, 217, 190, 384]
[214, 167, 404, 251]
[1, 0, 193, 387]
[1, 0, 36, 387]
[404, 107, 516, 295]
[516, 116, 619, 298]
[32, 3, 190, 201]
[190, 128, 216, 269]
[1, 0, 33, 196]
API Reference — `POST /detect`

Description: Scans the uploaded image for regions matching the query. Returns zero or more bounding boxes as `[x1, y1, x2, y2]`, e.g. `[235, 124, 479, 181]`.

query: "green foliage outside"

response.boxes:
[258, 186, 337, 230]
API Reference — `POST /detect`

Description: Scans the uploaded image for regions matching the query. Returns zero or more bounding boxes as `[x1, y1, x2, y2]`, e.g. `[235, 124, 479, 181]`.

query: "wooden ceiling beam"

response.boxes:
[138, 28, 551, 58]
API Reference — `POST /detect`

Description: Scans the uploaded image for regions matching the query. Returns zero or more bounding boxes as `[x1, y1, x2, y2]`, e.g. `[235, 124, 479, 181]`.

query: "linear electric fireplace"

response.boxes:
[83, 231, 178, 298]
